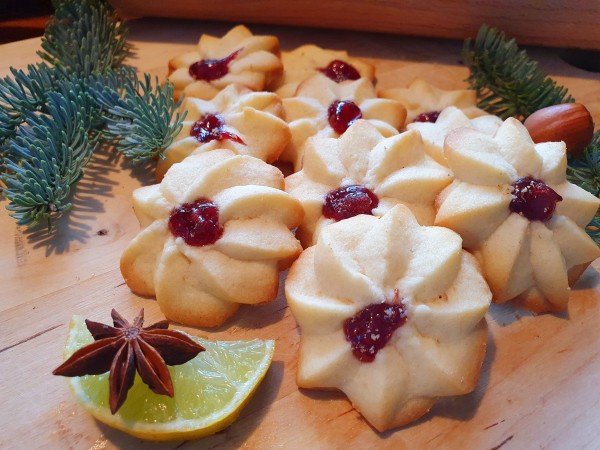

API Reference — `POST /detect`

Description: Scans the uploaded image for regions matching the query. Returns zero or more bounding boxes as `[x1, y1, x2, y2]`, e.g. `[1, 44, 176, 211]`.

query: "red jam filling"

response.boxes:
[188, 48, 242, 81]
[510, 176, 562, 222]
[413, 110, 440, 123]
[327, 100, 362, 134]
[318, 59, 361, 83]
[344, 292, 407, 363]
[190, 114, 245, 145]
[168, 198, 223, 246]
[322, 185, 379, 221]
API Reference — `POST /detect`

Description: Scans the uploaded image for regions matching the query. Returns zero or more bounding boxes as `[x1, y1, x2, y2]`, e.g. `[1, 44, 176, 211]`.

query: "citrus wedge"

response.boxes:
[61, 315, 275, 441]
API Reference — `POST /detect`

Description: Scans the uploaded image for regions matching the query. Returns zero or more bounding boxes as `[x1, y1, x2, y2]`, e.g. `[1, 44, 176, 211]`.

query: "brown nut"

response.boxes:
[524, 103, 594, 156]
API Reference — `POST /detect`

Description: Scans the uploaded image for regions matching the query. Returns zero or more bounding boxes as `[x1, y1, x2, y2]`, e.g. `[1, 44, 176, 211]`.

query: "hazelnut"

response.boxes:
[524, 103, 594, 156]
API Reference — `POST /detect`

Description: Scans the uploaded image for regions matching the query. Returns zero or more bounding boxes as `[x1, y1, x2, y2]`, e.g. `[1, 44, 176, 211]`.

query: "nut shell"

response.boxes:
[524, 103, 594, 156]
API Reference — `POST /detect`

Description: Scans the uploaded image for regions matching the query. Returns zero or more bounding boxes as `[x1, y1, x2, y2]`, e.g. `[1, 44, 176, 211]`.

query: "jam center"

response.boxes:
[322, 185, 379, 221]
[413, 110, 440, 123]
[168, 198, 223, 246]
[344, 292, 407, 363]
[188, 48, 242, 81]
[327, 100, 362, 134]
[509, 176, 562, 222]
[190, 114, 245, 145]
[318, 59, 361, 83]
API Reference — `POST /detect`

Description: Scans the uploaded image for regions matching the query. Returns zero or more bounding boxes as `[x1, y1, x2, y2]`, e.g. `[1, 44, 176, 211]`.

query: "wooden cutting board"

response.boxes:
[1, 18, 600, 450]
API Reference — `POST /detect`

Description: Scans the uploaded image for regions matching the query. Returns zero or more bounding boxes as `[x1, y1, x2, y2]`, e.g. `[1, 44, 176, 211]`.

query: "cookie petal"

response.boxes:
[120, 220, 168, 296]
[215, 185, 303, 228]
[216, 219, 302, 263]
[154, 243, 239, 327]
[435, 181, 511, 249]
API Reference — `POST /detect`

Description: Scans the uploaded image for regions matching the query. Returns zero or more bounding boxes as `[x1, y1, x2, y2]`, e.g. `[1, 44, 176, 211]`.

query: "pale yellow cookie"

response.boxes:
[168, 25, 283, 101]
[281, 73, 406, 171]
[285, 119, 452, 247]
[273, 44, 375, 98]
[379, 78, 486, 123]
[435, 118, 600, 312]
[121, 150, 304, 327]
[156, 84, 290, 181]
[408, 106, 502, 165]
[286, 205, 491, 431]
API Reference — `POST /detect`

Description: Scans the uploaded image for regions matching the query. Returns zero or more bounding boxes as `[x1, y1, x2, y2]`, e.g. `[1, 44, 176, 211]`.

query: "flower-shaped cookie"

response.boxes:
[285, 120, 452, 246]
[121, 150, 304, 327]
[281, 73, 406, 171]
[168, 25, 283, 101]
[272, 44, 375, 98]
[408, 106, 503, 164]
[379, 78, 486, 123]
[286, 205, 491, 431]
[156, 84, 290, 180]
[435, 118, 600, 312]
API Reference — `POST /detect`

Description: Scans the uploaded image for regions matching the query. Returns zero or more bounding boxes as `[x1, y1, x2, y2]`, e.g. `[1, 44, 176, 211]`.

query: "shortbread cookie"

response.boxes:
[408, 106, 503, 165]
[273, 44, 375, 98]
[286, 205, 491, 431]
[435, 118, 600, 312]
[168, 25, 283, 101]
[121, 150, 304, 327]
[286, 120, 452, 247]
[281, 73, 406, 170]
[156, 84, 290, 180]
[379, 78, 486, 123]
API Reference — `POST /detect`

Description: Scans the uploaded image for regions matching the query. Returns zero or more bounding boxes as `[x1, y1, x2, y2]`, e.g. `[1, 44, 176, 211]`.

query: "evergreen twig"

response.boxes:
[0, 64, 59, 148]
[39, 0, 132, 76]
[0, 0, 185, 231]
[90, 69, 186, 163]
[463, 25, 600, 245]
[462, 25, 574, 121]
[567, 131, 600, 243]
[1, 86, 98, 228]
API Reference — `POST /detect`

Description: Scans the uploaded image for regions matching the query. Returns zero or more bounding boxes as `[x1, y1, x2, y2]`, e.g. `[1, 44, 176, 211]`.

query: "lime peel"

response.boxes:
[63, 315, 275, 441]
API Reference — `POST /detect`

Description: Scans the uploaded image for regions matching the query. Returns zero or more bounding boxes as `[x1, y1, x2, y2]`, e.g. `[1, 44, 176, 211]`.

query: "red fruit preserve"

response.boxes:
[188, 48, 242, 81]
[327, 100, 362, 134]
[510, 176, 562, 222]
[169, 199, 223, 246]
[413, 110, 440, 123]
[322, 185, 379, 221]
[318, 59, 361, 83]
[344, 296, 407, 363]
[190, 114, 245, 145]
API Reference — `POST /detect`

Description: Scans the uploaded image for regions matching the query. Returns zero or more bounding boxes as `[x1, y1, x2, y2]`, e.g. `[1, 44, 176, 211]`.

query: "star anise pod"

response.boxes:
[53, 309, 205, 414]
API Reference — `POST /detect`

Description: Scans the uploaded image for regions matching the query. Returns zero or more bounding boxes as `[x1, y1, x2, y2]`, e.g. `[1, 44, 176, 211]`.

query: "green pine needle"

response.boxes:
[1, 0, 185, 231]
[463, 24, 600, 245]
[39, 0, 132, 76]
[1, 87, 98, 228]
[91, 69, 186, 163]
[0, 64, 59, 147]
[567, 131, 600, 243]
[462, 25, 574, 121]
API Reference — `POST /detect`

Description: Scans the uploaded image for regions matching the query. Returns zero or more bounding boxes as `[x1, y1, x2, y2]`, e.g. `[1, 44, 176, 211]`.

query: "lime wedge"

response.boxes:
[62, 315, 274, 441]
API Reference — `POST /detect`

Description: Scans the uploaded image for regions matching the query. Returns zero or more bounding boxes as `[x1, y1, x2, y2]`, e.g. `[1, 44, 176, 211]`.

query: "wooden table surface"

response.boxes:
[1, 18, 600, 450]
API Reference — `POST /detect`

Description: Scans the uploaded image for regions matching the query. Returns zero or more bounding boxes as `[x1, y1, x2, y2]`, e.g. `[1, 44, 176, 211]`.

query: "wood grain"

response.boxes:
[1, 18, 600, 450]
[108, 0, 600, 50]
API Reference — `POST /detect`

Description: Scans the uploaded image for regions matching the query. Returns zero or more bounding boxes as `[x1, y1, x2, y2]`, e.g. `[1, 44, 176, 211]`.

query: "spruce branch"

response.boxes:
[0, 0, 187, 231]
[0, 64, 59, 147]
[567, 131, 600, 243]
[39, 0, 132, 76]
[1, 88, 98, 228]
[91, 71, 186, 163]
[463, 25, 600, 245]
[462, 25, 574, 121]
